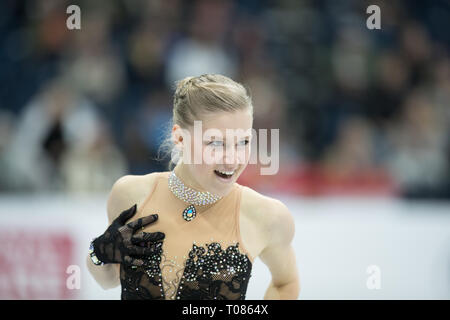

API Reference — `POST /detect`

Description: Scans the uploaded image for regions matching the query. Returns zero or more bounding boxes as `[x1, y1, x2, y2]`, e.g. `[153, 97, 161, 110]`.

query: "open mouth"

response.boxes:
[214, 169, 235, 180]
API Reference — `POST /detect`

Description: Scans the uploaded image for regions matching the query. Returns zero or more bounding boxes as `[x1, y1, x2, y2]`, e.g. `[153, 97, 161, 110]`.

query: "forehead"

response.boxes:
[201, 109, 253, 132]
[200, 111, 253, 140]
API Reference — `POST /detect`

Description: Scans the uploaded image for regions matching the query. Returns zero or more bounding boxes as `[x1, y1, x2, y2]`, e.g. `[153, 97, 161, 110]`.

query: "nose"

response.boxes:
[223, 144, 238, 166]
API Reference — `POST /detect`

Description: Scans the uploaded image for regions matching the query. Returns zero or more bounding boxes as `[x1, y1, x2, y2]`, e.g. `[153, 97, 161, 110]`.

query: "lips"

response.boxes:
[214, 170, 234, 179]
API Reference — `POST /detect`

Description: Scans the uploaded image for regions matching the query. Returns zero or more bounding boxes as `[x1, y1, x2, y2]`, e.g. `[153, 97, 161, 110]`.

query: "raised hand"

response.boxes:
[92, 204, 165, 267]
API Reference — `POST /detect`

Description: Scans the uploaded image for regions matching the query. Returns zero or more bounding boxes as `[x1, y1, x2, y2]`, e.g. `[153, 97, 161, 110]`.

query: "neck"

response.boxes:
[172, 161, 236, 199]
[171, 162, 219, 213]
[173, 162, 207, 193]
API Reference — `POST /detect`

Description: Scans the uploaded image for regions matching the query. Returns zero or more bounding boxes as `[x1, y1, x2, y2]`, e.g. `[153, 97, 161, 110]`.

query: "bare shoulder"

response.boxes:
[240, 185, 295, 245]
[106, 172, 161, 224]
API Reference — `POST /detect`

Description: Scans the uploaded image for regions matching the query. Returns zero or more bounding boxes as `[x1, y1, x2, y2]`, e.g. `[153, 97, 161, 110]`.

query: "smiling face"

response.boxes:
[172, 108, 253, 197]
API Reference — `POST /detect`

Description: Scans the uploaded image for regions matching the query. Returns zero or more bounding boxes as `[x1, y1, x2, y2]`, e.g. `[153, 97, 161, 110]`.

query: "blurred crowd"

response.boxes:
[0, 0, 448, 198]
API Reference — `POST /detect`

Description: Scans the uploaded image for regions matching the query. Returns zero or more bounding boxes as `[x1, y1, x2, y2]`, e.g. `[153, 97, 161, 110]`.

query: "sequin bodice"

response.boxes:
[119, 172, 254, 300]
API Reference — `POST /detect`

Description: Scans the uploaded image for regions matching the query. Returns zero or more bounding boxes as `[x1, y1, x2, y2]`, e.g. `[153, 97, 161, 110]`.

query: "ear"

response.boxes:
[172, 124, 184, 147]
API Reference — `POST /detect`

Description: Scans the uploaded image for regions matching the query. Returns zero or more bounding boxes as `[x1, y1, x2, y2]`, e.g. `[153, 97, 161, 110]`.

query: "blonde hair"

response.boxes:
[157, 74, 253, 169]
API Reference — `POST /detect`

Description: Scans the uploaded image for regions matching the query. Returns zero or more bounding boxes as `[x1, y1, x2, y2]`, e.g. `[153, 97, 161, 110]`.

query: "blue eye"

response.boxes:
[207, 140, 249, 147]
[237, 140, 249, 146]
[208, 141, 224, 147]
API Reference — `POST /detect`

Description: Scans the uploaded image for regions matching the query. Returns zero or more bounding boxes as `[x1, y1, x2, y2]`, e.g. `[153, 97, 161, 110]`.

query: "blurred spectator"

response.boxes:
[61, 9, 125, 108]
[60, 118, 127, 193]
[165, 0, 238, 86]
[2, 76, 126, 192]
[385, 87, 449, 197]
[322, 116, 376, 177]
[122, 88, 172, 175]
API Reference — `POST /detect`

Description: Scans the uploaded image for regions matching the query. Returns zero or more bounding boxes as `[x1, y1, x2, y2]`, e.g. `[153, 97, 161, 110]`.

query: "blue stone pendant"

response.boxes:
[182, 205, 197, 221]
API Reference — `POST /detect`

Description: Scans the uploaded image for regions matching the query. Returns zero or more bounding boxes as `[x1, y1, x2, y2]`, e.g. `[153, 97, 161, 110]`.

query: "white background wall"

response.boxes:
[0, 193, 449, 299]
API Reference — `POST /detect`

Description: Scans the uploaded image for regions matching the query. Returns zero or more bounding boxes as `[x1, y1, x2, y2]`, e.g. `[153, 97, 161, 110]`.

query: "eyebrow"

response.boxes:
[205, 136, 251, 141]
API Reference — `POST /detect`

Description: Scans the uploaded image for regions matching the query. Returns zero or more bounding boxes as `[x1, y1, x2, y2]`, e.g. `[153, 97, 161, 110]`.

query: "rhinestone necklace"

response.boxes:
[168, 170, 222, 221]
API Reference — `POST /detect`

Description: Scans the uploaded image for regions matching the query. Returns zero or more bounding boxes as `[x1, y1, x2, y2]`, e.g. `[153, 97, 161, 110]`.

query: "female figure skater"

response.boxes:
[86, 74, 300, 300]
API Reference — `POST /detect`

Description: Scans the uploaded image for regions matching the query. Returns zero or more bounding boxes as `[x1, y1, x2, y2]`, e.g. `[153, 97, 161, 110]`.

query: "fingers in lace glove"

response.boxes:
[123, 242, 163, 268]
[123, 214, 159, 232]
[126, 245, 159, 256]
[115, 204, 139, 225]
[131, 231, 165, 247]
[92, 204, 162, 265]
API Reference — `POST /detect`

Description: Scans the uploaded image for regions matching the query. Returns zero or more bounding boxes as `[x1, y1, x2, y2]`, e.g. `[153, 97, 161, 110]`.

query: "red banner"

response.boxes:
[0, 230, 75, 299]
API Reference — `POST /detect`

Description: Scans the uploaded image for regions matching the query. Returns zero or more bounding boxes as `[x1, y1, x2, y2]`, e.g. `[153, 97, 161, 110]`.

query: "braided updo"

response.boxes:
[173, 74, 253, 128]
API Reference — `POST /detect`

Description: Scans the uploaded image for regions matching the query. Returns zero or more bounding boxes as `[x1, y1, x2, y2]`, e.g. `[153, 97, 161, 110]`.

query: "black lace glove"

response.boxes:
[92, 204, 165, 267]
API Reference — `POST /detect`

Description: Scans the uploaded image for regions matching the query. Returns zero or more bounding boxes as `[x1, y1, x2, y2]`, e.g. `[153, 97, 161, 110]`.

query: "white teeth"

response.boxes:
[216, 170, 235, 176]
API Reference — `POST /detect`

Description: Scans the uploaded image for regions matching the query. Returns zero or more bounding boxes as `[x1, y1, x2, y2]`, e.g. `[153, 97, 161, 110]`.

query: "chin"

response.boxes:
[210, 172, 239, 195]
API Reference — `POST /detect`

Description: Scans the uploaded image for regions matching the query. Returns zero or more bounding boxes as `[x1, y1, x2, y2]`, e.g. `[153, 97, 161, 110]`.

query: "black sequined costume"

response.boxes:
[120, 172, 254, 300]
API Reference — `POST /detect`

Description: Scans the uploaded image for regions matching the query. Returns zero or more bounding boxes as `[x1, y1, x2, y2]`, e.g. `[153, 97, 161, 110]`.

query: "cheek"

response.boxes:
[236, 146, 251, 164]
[193, 144, 203, 160]
[185, 141, 207, 164]
[203, 146, 225, 165]
[192, 164, 214, 178]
